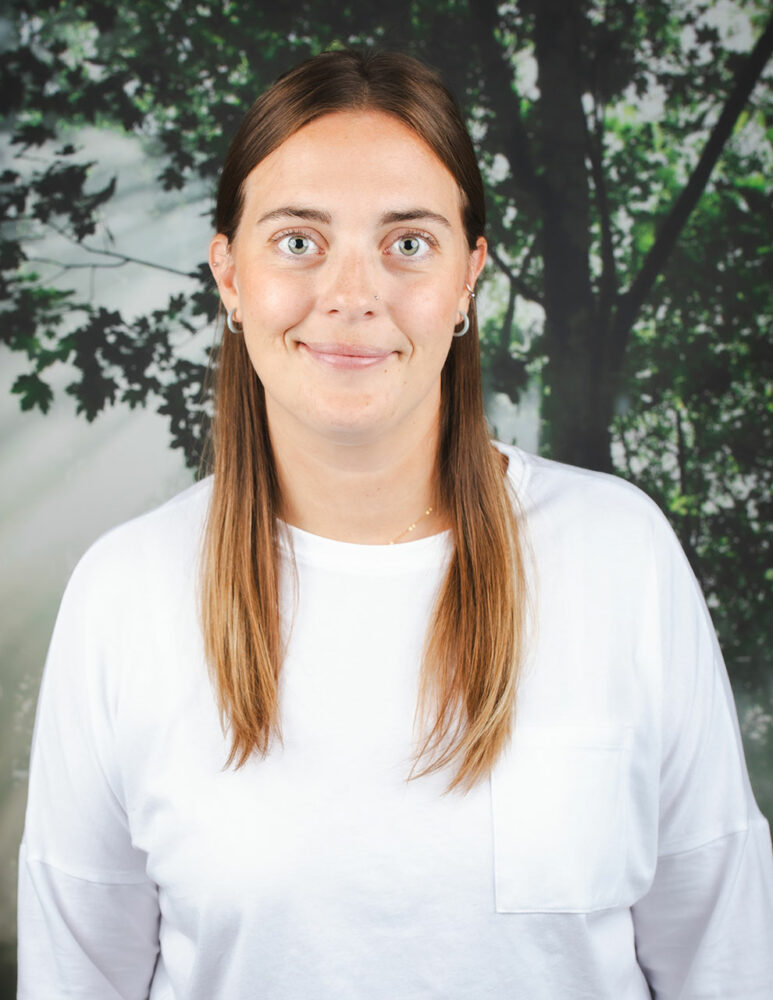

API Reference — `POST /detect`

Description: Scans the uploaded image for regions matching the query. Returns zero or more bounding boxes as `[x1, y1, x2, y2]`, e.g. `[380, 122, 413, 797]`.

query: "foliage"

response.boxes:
[613, 162, 772, 689]
[1, 0, 771, 690]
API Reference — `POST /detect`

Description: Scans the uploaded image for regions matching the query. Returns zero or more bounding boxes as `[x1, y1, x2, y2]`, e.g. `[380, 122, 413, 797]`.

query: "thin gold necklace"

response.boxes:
[389, 506, 434, 545]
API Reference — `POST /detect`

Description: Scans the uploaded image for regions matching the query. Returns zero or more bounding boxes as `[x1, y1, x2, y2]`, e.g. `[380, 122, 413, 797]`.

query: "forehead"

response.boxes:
[241, 110, 464, 219]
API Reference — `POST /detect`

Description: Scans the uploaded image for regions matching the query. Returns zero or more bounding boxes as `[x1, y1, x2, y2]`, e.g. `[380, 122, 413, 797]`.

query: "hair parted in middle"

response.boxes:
[202, 48, 529, 792]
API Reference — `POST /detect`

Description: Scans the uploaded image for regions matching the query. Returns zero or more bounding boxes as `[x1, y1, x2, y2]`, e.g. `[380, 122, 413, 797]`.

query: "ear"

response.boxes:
[461, 236, 487, 312]
[209, 233, 239, 311]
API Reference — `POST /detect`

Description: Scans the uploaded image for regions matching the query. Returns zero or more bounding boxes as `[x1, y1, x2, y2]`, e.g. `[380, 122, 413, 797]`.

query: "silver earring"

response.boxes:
[452, 282, 475, 336]
[226, 307, 242, 334]
[453, 310, 470, 337]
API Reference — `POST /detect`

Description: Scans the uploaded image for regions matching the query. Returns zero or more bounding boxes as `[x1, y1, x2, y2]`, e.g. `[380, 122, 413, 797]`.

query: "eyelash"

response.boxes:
[272, 229, 322, 255]
[386, 230, 438, 258]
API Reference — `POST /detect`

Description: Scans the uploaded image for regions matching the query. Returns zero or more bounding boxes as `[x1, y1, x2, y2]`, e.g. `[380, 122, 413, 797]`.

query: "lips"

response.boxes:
[299, 342, 395, 369]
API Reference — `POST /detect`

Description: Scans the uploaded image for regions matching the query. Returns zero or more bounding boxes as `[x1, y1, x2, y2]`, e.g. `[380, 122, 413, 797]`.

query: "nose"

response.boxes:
[317, 247, 378, 322]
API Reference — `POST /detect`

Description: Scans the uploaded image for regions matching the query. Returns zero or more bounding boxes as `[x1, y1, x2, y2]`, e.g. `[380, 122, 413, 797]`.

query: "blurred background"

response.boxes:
[1, 0, 771, 993]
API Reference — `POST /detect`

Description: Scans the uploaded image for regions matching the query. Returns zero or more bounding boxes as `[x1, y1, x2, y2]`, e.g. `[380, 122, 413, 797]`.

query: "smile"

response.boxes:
[299, 342, 396, 370]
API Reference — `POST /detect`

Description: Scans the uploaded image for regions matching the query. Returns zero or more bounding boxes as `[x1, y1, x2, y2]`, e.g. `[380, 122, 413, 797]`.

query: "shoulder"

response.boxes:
[496, 442, 671, 541]
[40, 478, 213, 701]
[493, 443, 690, 595]
[64, 477, 213, 611]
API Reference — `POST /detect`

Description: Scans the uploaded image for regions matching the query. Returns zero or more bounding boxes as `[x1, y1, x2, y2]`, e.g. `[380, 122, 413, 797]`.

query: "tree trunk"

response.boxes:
[542, 343, 616, 471]
[530, 0, 612, 470]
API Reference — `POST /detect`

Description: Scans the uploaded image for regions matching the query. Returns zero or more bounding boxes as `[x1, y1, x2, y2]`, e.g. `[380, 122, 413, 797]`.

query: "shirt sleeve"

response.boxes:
[17, 544, 161, 1000]
[631, 512, 773, 998]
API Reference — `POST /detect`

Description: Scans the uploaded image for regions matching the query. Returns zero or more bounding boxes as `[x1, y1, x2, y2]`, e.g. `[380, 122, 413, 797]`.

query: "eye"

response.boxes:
[275, 232, 321, 256]
[386, 231, 435, 260]
[397, 235, 423, 256]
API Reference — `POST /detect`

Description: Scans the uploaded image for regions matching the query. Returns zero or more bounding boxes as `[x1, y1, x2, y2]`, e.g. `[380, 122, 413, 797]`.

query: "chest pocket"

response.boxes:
[490, 724, 633, 913]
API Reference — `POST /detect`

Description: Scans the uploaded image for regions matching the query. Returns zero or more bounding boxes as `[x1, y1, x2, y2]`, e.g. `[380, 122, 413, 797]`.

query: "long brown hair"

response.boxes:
[202, 50, 528, 791]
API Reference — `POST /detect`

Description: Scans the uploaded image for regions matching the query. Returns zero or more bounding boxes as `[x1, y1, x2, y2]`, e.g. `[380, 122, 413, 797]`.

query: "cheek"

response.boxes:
[389, 280, 459, 348]
[239, 270, 315, 335]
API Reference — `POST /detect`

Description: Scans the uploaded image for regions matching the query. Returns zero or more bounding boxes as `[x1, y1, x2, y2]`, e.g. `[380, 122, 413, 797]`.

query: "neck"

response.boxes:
[267, 407, 444, 546]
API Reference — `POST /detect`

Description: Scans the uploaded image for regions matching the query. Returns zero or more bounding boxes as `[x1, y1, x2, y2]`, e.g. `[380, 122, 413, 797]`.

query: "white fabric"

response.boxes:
[18, 444, 773, 999]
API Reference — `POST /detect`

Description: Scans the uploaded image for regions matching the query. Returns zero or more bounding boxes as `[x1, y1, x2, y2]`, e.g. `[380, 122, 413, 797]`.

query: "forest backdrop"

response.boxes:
[1, 0, 772, 989]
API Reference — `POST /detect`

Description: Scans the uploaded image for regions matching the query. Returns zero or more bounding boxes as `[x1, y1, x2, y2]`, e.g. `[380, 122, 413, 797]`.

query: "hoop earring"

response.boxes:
[226, 307, 242, 334]
[453, 310, 470, 338]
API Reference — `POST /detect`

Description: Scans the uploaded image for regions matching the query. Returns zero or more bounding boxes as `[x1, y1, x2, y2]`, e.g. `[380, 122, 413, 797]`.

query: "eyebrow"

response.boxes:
[256, 206, 452, 229]
[379, 209, 452, 229]
[256, 207, 332, 226]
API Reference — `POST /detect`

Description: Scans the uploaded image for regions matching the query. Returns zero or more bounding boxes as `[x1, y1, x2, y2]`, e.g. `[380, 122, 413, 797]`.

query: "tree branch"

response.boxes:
[44, 221, 199, 278]
[617, 422, 638, 485]
[674, 402, 688, 497]
[467, 0, 543, 209]
[27, 256, 129, 271]
[612, 12, 773, 356]
[73, 242, 198, 278]
[488, 244, 545, 307]
[499, 273, 519, 351]
[585, 99, 618, 324]
[674, 400, 701, 568]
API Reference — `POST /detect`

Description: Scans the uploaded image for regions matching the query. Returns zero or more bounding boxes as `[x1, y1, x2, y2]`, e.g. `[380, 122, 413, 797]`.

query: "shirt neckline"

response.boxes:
[275, 442, 528, 574]
[278, 520, 453, 573]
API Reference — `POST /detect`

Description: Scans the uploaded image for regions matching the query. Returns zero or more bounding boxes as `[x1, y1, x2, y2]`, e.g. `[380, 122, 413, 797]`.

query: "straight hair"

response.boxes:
[201, 50, 528, 791]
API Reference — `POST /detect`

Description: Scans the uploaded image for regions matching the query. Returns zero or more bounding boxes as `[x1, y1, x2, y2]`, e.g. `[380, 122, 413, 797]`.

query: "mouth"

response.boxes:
[298, 342, 396, 370]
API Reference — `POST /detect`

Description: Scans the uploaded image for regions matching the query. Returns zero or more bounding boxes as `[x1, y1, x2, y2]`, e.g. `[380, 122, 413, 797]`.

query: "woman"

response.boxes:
[18, 50, 772, 999]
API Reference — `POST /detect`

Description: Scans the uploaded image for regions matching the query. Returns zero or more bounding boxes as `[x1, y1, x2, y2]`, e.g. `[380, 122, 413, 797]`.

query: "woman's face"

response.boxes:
[210, 110, 486, 448]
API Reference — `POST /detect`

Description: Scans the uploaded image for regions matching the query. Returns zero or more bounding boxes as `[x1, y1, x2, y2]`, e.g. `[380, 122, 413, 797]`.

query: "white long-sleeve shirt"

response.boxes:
[18, 445, 773, 998]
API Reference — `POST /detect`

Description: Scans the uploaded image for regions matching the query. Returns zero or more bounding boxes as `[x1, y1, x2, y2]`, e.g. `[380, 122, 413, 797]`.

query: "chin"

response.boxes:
[306, 405, 398, 445]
